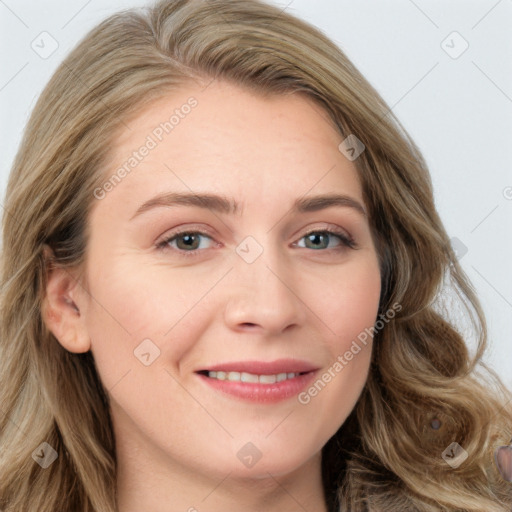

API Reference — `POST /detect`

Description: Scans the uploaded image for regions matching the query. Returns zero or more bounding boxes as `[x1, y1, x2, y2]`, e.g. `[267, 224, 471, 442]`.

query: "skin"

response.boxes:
[43, 79, 382, 512]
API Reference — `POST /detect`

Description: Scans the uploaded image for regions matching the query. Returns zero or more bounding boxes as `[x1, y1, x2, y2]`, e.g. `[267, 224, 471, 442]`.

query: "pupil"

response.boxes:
[180, 234, 197, 249]
[308, 233, 326, 249]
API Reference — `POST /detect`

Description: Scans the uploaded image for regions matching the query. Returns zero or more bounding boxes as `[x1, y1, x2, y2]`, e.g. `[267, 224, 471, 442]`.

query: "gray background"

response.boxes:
[1, 0, 511, 387]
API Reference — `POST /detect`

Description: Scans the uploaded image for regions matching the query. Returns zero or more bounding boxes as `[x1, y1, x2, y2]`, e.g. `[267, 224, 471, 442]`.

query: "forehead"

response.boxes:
[96, 80, 364, 214]
[113, 79, 342, 147]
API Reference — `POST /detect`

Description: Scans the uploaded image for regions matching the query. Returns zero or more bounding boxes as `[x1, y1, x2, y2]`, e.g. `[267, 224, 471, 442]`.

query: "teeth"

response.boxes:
[207, 370, 301, 383]
[241, 372, 259, 383]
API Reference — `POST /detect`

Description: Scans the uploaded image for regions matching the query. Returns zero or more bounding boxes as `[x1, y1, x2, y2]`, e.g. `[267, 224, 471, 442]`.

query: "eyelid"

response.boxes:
[154, 223, 216, 246]
[298, 222, 353, 241]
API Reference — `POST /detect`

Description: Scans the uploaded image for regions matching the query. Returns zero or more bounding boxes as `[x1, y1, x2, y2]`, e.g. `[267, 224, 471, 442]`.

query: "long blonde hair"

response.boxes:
[1, 1, 511, 510]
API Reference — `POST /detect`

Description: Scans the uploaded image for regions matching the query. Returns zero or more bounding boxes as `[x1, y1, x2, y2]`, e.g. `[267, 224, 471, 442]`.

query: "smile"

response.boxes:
[195, 368, 318, 403]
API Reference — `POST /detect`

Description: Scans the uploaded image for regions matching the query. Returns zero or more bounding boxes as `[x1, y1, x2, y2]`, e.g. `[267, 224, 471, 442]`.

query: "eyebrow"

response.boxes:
[129, 192, 367, 220]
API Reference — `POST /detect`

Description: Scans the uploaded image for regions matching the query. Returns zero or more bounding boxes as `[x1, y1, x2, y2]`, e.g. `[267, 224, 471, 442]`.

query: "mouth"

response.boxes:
[194, 359, 319, 403]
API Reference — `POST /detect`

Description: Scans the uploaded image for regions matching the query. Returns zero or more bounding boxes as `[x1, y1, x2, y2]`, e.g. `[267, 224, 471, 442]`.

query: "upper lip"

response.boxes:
[196, 358, 319, 375]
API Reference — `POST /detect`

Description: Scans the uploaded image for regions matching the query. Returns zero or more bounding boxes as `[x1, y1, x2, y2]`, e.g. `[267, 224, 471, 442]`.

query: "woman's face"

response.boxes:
[56, 80, 381, 482]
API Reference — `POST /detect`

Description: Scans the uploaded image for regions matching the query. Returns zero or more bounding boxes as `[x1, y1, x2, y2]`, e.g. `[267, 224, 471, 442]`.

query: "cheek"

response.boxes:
[311, 254, 381, 346]
[300, 255, 380, 412]
[83, 257, 218, 388]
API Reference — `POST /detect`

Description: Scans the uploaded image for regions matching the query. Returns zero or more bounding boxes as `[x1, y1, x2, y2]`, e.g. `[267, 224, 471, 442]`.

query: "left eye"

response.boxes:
[296, 230, 354, 250]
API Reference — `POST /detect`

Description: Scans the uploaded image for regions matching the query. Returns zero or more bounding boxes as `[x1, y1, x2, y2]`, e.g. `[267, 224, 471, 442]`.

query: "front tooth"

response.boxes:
[241, 372, 259, 383]
[276, 373, 287, 382]
[227, 371, 241, 382]
[259, 374, 277, 384]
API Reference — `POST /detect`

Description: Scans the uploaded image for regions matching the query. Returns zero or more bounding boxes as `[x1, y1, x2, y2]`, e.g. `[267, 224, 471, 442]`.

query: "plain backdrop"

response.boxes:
[1, 0, 511, 388]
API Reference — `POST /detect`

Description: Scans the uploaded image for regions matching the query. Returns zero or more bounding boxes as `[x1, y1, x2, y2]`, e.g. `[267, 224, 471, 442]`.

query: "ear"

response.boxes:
[41, 244, 91, 353]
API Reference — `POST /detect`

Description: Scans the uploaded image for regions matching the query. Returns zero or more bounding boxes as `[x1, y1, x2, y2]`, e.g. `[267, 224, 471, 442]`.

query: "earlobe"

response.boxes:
[41, 244, 91, 354]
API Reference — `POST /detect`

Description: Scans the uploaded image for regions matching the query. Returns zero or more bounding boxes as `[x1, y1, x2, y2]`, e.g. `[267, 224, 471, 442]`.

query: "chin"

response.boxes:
[219, 440, 318, 480]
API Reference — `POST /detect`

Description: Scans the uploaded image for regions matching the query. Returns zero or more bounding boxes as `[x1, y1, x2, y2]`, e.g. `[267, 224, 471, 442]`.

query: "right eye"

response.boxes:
[156, 230, 217, 257]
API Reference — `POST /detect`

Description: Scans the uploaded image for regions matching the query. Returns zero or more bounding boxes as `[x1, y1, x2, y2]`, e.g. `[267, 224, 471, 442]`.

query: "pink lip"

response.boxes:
[196, 370, 318, 403]
[194, 359, 320, 404]
[196, 358, 319, 375]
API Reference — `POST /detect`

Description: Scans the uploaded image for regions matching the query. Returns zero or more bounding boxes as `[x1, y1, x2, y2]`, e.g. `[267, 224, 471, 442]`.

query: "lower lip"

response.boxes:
[196, 371, 318, 403]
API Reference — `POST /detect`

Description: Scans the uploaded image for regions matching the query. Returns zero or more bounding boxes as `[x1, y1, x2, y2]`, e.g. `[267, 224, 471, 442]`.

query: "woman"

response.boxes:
[0, 0, 510, 510]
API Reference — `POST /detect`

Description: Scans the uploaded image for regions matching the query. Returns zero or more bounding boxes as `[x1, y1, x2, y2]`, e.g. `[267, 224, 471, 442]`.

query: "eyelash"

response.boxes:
[155, 227, 357, 258]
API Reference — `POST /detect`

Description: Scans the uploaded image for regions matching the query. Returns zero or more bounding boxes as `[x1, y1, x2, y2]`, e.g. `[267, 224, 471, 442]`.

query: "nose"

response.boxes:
[223, 247, 307, 336]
